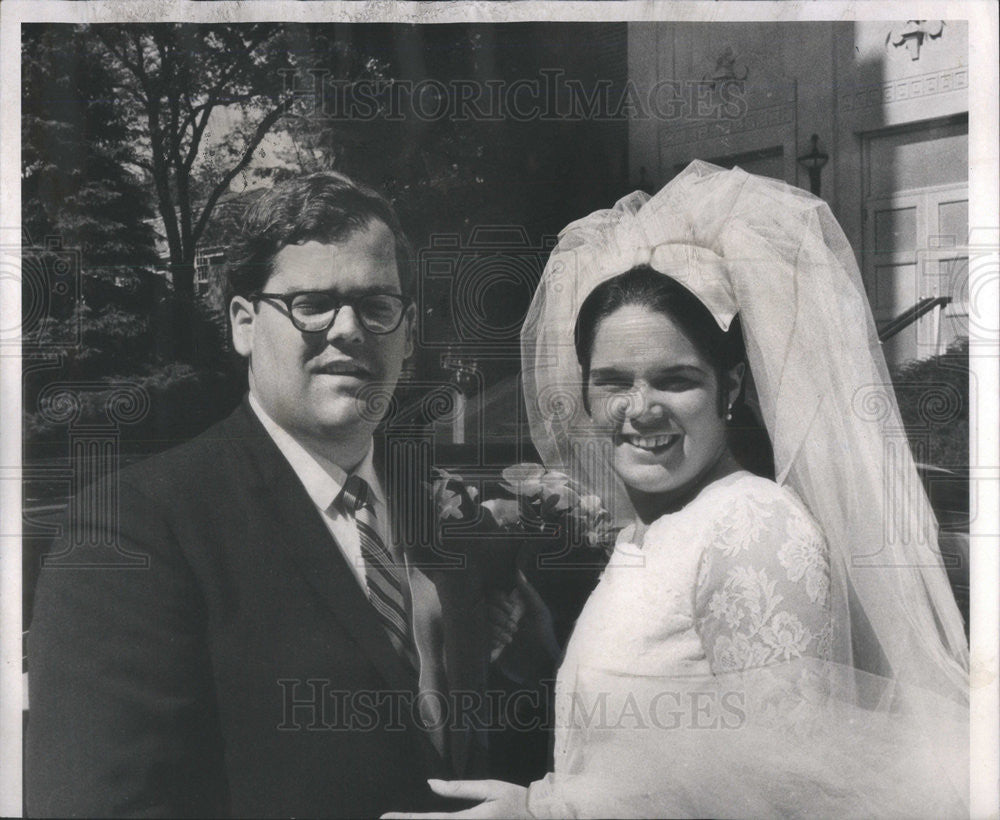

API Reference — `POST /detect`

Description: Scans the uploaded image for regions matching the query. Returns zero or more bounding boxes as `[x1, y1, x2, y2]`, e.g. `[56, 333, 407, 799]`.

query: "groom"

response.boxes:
[26, 173, 487, 817]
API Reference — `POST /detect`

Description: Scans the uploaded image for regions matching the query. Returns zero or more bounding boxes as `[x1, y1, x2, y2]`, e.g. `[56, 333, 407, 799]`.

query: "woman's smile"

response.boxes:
[616, 432, 682, 455]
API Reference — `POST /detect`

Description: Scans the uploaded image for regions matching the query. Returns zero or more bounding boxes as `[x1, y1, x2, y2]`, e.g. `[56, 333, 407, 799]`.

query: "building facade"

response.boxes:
[627, 20, 969, 365]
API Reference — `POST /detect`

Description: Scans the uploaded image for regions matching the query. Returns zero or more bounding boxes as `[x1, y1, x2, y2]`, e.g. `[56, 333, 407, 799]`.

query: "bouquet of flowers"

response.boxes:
[428, 463, 617, 648]
[430, 462, 617, 551]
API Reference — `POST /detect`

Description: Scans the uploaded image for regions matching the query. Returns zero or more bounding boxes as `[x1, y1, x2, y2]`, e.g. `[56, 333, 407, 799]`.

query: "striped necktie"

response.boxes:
[339, 474, 418, 670]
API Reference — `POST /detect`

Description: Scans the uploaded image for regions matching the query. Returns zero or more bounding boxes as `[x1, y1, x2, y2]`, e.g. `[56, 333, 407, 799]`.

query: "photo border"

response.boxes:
[1, 2, 996, 816]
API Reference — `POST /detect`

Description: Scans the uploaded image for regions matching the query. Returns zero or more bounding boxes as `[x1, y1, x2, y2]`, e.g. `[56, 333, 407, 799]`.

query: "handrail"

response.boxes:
[877, 296, 951, 342]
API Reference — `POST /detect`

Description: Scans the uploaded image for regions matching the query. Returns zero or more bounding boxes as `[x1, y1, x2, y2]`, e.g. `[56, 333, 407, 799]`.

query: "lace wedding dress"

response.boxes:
[525, 472, 968, 818]
[519, 161, 970, 817]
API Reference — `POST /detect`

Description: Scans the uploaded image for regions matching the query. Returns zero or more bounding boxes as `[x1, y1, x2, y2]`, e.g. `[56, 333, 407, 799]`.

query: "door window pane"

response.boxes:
[936, 199, 968, 247]
[868, 118, 968, 196]
[938, 256, 969, 313]
[874, 261, 918, 317]
[874, 206, 916, 255]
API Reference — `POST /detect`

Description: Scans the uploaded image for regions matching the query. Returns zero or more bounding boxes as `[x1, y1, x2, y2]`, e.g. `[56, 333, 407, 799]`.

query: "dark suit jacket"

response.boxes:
[26, 399, 488, 818]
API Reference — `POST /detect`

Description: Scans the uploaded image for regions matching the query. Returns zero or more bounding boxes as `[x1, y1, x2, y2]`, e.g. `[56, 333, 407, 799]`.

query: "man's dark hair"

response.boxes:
[225, 171, 414, 306]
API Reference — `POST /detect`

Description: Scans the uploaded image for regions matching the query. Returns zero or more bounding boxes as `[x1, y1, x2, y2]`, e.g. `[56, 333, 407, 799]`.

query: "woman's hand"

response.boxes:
[381, 778, 530, 819]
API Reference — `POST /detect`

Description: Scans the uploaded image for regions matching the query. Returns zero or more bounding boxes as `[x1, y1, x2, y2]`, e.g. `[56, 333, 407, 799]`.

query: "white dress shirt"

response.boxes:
[249, 393, 399, 590]
[249, 395, 449, 750]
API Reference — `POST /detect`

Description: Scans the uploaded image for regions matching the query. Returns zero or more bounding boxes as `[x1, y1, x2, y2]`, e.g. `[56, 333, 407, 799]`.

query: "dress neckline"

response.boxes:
[614, 469, 757, 550]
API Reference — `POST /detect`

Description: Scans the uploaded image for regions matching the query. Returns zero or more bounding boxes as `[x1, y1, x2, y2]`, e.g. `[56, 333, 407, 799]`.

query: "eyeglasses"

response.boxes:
[252, 290, 410, 334]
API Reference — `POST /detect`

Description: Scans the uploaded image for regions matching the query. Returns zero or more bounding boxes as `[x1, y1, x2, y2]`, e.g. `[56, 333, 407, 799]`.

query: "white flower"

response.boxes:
[585, 524, 617, 551]
[431, 469, 466, 508]
[708, 587, 745, 630]
[760, 611, 811, 661]
[437, 488, 464, 520]
[540, 469, 572, 486]
[713, 494, 775, 557]
[777, 538, 812, 583]
[573, 494, 610, 533]
[434, 468, 464, 485]
[482, 498, 520, 528]
[500, 463, 546, 497]
[711, 633, 770, 672]
[778, 512, 830, 607]
[541, 482, 580, 513]
[745, 637, 774, 668]
[576, 494, 606, 518]
[711, 635, 743, 672]
[728, 565, 782, 626]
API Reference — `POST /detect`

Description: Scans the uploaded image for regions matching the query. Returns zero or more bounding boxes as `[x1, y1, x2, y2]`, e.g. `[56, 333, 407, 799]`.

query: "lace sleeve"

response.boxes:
[694, 484, 832, 674]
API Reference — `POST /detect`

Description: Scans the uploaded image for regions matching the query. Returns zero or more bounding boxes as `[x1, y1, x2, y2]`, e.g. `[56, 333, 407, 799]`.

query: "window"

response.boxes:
[862, 115, 968, 363]
[194, 249, 226, 297]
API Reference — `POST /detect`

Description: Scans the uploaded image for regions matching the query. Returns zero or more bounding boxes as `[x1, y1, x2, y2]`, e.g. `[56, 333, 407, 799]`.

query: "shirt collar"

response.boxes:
[248, 393, 384, 510]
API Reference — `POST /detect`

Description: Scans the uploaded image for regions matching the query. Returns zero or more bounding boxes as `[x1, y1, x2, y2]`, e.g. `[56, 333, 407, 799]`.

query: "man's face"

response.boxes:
[231, 220, 414, 459]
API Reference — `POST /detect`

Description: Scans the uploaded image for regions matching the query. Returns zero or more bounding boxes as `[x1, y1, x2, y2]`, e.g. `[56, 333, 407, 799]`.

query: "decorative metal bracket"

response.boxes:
[797, 134, 829, 197]
[887, 20, 944, 61]
[704, 46, 748, 88]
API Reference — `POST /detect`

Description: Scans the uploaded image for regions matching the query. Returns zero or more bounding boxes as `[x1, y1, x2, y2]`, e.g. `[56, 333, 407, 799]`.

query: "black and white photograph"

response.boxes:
[1, 1, 997, 817]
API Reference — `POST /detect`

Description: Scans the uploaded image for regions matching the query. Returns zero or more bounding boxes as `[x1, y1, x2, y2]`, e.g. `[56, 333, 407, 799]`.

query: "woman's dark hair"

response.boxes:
[574, 265, 774, 477]
[225, 171, 414, 306]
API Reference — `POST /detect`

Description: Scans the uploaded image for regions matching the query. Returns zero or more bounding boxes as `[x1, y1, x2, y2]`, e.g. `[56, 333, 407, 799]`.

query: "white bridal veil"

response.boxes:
[520, 162, 969, 813]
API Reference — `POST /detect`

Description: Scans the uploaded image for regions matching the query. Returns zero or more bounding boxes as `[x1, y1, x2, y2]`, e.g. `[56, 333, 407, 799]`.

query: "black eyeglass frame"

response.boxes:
[251, 289, 411, 335]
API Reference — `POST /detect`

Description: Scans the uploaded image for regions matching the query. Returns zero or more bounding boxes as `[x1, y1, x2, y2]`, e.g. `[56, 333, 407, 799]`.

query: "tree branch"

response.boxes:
[97, 33, 150, 107]
[181, 101, 213, 176]
[191, 99, 291, 247]
[123, 32, 181, 266]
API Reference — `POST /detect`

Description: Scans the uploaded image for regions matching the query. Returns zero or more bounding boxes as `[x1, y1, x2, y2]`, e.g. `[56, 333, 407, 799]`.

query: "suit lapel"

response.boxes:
[223, 401, 441, 729]
[247, 480, 420, 695]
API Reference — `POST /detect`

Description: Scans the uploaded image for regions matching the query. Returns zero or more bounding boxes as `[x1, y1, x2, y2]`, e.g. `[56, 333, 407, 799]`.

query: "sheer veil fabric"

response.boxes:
[520, 161, 969, 815]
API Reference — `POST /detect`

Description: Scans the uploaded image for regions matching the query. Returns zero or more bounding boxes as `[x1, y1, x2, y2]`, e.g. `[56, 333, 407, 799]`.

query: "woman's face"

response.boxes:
[586, 303, 741, 505]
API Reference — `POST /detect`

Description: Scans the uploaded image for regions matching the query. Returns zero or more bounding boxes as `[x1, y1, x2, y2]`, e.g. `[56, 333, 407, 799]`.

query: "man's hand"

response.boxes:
[487, 570, 561, 678]
[487, 584, 526, 662]
[382, 779, 530, 819]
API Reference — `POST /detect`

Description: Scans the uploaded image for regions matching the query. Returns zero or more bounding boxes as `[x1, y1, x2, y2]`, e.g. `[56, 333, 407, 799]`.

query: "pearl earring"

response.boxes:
[725, 404, 733, 421]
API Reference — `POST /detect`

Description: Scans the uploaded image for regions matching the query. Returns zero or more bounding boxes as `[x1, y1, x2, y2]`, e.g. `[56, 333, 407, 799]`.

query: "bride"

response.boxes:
[385, 161, 970, 818]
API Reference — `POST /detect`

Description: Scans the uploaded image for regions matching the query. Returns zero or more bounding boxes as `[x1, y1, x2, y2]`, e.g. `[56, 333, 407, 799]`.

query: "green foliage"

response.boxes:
[22, 24, 252, 459]
[22, 26, 159, 268]
[93, 24, 298, 302]
[890, 338, 969, 468]
[22, 263, 241, 459]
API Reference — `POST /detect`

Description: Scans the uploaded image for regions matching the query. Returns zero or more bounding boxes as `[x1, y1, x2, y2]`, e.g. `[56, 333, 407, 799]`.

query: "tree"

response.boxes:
[21, 26, 246, 456]
[94, 25, 297, 353]
[22, 26, 159, 272]
[22, 25, 162, 384]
